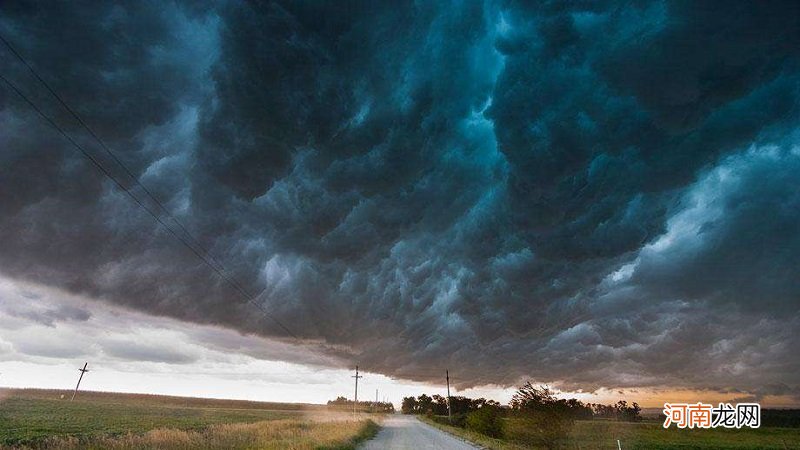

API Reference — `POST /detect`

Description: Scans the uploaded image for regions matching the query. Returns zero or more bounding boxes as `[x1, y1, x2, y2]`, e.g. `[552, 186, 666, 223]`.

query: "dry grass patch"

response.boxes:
[13, 419, 378, 450]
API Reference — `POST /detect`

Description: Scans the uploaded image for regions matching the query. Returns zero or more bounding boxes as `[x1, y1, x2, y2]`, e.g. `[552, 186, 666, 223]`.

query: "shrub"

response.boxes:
[466, 407, 504, 438]
[429, 415, 450, 427]
[510, 410, 574, 450]
[430, 413, 468, 428]
[450, 412, 468, 428]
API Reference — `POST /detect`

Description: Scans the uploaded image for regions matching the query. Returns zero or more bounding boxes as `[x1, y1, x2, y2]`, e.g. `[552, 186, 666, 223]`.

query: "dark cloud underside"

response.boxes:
[1, 0, 798, 398]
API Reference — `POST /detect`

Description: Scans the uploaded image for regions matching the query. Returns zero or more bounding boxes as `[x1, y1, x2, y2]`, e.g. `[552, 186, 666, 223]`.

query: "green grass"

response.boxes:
[318, 420, 381, 450]
[420, 415, 800, 449]
[568, 419, 800, 449]
[8, 419, 380, 450]
[0, 388, 312, 447]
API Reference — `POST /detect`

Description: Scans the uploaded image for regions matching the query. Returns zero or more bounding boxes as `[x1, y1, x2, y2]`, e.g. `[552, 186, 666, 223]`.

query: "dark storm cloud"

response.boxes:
[1, 0, 799, 398]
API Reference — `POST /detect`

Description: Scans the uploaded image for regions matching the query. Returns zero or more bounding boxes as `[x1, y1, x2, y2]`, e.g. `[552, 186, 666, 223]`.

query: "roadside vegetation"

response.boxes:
[405, 382, 800, 449]
[421, 416, 800, 449]
[0, 389, 380, 449]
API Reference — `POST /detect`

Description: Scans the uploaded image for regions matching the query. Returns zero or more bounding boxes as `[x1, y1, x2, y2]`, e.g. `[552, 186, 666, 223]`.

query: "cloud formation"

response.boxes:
[0, 276, 341, 368]
[1, 1, 798, 399]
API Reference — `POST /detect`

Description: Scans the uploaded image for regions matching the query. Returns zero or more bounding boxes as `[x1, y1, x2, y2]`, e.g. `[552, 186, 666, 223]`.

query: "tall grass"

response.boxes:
[8, 419, 378, 450]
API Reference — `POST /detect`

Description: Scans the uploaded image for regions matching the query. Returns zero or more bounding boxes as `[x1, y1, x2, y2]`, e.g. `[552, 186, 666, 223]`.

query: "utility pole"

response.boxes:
[71, 362, 89, 401]
[375, 389, 378, 413]
[446, 369, 452, 423]
[352, 365, 362, 417]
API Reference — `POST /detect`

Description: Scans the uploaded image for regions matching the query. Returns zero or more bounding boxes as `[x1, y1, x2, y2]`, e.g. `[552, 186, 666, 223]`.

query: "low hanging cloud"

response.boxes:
[0, 276, 343, 369]
[0, 0, 798, 399]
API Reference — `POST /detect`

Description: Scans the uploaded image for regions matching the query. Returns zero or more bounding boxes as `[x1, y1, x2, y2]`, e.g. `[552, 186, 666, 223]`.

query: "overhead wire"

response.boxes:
[0, 34, 297, 339]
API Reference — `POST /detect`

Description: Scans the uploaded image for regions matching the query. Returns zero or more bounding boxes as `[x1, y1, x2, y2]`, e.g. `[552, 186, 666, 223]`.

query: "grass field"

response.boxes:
[421, 415, 800, 449]
[0, 389, 379, 449]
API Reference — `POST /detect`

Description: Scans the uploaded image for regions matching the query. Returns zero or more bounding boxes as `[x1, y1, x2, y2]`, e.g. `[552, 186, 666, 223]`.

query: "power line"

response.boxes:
[0, 37, 297, 339]
[0, 72, 295, 339]
[0, 31, 255, 301]
[0, 33, 237, 286]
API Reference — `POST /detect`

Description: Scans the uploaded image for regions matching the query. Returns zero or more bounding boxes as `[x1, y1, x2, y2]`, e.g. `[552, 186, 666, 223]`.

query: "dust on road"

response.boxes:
[361, 414, 478, 449]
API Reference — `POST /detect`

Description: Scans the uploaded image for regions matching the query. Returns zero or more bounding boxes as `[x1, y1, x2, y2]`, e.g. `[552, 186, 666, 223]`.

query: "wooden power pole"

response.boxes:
[71, 362, 89, 401]
[352, 365, 362, 416]
[446, 369, 452, 423]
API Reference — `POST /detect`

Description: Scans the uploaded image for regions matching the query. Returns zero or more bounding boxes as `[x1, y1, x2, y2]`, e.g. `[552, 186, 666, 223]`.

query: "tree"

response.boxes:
[615, 400, 642, 422]
[417, 394, 434, 414]
[510, 383, 559, 412]
[328, 396, 394, 413]
[401, 396, 418, 414]
[590, 403, 616, 418]
[327, 396, 349, 406]
[432, 394, 449, 415]
[510, 383, 576, 449]
[466, 407, 504, 438]
[589, 400, 641, 421]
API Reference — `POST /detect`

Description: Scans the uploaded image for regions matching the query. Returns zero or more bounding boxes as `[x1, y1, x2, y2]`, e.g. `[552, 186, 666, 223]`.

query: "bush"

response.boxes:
[429, 415, 448, 426]
[509, 410, 574, 450]
[429, 413, 467, 428]
[450, 412, 468, 428]
[466, 408, 504, 438]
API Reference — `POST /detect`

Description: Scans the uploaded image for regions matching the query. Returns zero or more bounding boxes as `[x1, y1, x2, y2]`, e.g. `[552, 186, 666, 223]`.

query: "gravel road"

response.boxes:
[361, 414, 479, 449]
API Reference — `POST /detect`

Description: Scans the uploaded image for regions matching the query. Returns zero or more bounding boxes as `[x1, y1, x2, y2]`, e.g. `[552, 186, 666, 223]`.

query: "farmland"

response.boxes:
[0, 389, 379, 449]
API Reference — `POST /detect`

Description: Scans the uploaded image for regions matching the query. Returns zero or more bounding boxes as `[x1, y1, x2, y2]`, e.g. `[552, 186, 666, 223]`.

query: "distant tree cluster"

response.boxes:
[327, 396, 394, 413]
[400, 394, 500, 416]
[588, 400, 642, 422]
[509, 383, 641, 422]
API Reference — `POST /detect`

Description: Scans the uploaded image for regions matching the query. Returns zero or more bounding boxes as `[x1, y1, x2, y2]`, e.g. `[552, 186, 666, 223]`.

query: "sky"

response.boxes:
[0, 1, 799, 408]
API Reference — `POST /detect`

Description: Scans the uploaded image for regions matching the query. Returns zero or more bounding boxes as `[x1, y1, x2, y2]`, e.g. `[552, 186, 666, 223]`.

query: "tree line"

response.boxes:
[401, 394, 501, 416]
[327, 396, 395, 413]
[402, 382, 642, 448]
[510, 383, 642, 422]
[402, 382, 641, 422]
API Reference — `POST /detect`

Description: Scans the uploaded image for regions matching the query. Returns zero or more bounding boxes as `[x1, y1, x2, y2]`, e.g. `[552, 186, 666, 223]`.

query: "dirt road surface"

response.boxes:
[361, 414, 478, 449]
